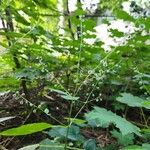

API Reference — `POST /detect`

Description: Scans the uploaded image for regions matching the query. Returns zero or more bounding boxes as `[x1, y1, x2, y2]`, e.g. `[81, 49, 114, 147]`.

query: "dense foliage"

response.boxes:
[0, 0, 150, 149]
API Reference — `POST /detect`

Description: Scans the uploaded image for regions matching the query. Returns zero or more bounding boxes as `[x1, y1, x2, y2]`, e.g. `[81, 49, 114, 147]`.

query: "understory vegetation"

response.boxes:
[0, 0, 150, 149]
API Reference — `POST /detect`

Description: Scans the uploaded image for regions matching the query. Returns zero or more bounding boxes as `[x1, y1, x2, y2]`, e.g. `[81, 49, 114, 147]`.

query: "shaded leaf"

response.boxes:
[48, 125, 84, 141]
[121, 143, 150, 150]
[116, 93, 150, 109]
[111, 130, 134, 146]
[85, 107, 140, 135]
[83, 139, 96, 150]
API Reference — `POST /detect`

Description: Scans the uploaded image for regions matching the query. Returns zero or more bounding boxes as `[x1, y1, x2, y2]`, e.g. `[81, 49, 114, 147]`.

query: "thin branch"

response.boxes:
[38, 12, 114, 18]
[66, 0, 75, 38]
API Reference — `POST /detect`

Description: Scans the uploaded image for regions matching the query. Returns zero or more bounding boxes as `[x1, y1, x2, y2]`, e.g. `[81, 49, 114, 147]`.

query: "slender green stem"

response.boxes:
[65, 102, 74, 149]
[19, 95, 65, 125]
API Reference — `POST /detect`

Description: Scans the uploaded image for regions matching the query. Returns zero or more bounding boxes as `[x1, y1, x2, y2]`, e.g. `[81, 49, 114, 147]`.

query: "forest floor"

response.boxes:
[0, 89, 116, 150]
[0, 87, 149, 150]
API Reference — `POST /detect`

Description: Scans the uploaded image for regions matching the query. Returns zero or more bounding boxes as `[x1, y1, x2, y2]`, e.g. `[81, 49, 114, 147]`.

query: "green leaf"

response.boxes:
[83, 19, 96, 30]
[50, 88, 79, 101]
[83, 139, 96, 150]
[136, 18, 150, 30]
[121, 145, 144, 150]
[109, 29, 124, 37]
[142, 101, 150, 109]
[121, 143, 150, 150]
[33, 0, 56, 8]
[18, 144, 39, 150]
[74, 9, 85, 16]
[111, 130, 134, 146]
[145, 85, 150, 94]
[0, 31, 26, 38]
[142, 144, 150, 150]
[64, 118, 86, 125]
[0, 123, 53, 136]
[13, 10, 30, 26]
[115, 9, 135, 22]
[50, 88, 68, 95]
[116, 93, 150, 109]
[142, 129, 150, 134]
[15, 68, 40, 80]
[85, 107, 141, 136]
[61, 95, 79, 101]
[48, 125, 84, 141]
[39, 139, 65, 150]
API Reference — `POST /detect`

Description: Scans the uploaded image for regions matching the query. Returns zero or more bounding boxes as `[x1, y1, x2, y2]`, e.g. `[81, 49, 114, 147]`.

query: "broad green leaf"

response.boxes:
[142, 144, 150, 150]
[48, 125, 84, 141]
[116, 93, 150, 109]
[83, 139, 96, 150]
[0, 123, 53, 136]
[15, 68, 40, 80]
[121, 145, 144, 150]
[39, 139, 64, 150]
[111, 130, 134, 146]
[85, 107, 141, 136]
[121, 143, 150, 150]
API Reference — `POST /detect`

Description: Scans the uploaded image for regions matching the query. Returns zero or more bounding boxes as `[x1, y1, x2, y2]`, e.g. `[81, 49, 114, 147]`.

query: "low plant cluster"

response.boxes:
[0, 0, 150, 150]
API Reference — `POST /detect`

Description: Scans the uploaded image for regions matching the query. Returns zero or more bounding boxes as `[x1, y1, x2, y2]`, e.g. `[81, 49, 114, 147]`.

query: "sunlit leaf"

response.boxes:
[0, 123, 53, 136]
[39, 139, 65, 150]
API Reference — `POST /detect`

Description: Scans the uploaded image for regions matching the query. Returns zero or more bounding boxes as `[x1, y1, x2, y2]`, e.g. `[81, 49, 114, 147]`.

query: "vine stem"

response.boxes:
[74, 45, 118, 96]
[19, 95, 65, 125]
[70, 60, 123, 126]
[70, 81, 99, 127]
[74, 14, 83, 94]
[64, 102, 73, 150]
